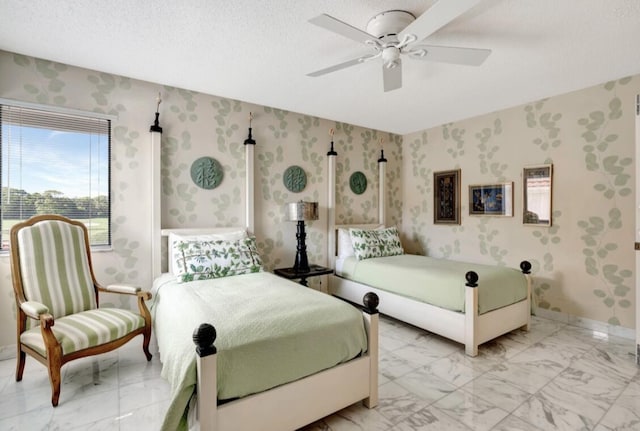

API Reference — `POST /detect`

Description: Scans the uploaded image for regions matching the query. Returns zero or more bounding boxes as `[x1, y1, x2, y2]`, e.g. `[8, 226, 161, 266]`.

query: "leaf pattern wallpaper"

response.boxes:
[403, 76, 638, 330]
[0, 49, 637, 354]
[0, 50, 402, 351]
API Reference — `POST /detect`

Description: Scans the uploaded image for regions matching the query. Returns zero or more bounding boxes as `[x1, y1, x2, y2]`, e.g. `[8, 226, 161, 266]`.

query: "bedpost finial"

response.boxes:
[150, 92, 163, 133]
[465, 271, 478, 288]
[327, 140, 337, 156]
[363, 292, 379, 314]
[193, 323, 217, 357]
[327, 128, 337, 156]
[378, 149, 387, 163]
[378, 137, 387, 162]
[244, 112, 256, 146]
[520, 260, 532, 274]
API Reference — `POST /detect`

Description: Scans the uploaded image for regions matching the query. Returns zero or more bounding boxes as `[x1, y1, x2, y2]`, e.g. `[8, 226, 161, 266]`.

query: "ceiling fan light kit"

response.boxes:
[307, 0, 491, 92]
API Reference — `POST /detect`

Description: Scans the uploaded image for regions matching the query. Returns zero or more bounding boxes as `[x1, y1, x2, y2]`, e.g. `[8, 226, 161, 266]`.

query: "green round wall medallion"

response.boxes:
[283, 165, 307, 193]
[190, 156, 223, 190]
[350, 171, 367, 195]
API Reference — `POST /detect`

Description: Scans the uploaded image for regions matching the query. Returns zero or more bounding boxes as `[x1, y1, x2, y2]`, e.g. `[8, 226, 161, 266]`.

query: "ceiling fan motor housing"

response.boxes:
[366, 10, 416, 43]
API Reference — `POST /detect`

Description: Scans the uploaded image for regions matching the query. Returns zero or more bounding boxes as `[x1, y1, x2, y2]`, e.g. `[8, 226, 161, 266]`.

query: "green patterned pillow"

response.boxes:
[349, 227, 404, 260]
[173, 236, 263, 283]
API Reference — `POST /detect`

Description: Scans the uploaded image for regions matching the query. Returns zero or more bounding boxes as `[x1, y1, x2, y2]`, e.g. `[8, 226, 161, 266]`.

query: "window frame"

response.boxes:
[0, 98, 114, 251]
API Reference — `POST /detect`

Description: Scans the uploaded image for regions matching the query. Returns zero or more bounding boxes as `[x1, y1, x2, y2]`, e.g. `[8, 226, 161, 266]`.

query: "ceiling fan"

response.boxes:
[306, 0, 491, 92]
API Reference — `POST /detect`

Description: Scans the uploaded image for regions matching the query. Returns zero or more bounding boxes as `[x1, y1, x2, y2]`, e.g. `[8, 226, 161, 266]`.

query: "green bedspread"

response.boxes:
[151, 271, 367, 431]
[339, 254, 527, 315]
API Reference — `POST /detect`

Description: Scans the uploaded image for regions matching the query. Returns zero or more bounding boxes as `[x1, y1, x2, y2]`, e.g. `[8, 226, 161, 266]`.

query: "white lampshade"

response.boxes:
[286, 201, 319, 222]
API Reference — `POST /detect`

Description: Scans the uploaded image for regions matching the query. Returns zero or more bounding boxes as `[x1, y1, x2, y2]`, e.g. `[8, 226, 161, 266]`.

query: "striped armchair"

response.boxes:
[10, 215, 152, 406]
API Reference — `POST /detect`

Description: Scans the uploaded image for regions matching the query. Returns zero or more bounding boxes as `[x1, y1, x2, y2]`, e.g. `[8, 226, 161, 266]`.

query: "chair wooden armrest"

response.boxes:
[100, 284, 152, 300]
[98, 284, 152, 328]
[138, 290, 152, 301]
[20, 300, 50, 320]
[102, 284, 141, 295]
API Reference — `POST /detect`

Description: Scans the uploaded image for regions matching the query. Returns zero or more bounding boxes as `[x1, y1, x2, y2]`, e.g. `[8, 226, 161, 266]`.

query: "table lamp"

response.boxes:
[286, 201, 319, 273]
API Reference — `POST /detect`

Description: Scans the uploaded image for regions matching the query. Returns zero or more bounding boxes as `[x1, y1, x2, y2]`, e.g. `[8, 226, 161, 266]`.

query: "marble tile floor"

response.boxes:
[0, 315, 638, 430]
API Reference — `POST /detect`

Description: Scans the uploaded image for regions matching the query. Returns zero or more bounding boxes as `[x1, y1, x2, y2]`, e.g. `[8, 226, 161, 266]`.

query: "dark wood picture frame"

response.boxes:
[433, 169, 461, 225]
[468, 182, 513, 217]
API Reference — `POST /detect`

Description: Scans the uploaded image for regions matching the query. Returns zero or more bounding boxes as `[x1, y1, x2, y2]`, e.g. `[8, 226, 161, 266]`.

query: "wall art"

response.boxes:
[190, 156, 223, 189]
[349, 171, 367, 195]
[433, 169, 461, 224]
[523, 164, 553, 226]
[283, 165, 307, 193]
[469, 182, 513, 216]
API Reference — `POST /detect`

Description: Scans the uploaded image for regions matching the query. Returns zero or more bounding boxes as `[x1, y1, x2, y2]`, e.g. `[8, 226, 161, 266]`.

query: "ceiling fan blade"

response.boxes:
[309, 14, 376, 45]
[307, 55, 371, 77]
[399, 0, 482, 42]
[410, 45, 491, 66]
[383, 61, 402, 92]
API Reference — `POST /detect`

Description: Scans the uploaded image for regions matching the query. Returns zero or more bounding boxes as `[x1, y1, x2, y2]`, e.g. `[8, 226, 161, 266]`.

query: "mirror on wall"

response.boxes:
[523, 164, 553, 226]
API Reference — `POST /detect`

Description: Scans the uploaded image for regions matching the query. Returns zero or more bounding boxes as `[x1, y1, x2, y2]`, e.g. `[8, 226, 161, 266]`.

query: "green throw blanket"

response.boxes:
[151, 272, 367, 431]
[339, 254, 528, 314]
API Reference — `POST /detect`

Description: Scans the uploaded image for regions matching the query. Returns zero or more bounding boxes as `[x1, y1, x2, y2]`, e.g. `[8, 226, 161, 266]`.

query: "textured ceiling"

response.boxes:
[1, 0, 639, 135]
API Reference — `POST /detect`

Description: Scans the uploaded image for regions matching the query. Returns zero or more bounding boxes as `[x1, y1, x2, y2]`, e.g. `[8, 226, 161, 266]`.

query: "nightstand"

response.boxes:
[273, 264, 334, 287]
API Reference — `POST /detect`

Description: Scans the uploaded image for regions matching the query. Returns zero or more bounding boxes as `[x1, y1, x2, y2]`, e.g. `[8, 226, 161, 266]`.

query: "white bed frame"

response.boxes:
[150, 128, 379, 430]
[326, 148, 532, 357]
[193, 300, 378, 431]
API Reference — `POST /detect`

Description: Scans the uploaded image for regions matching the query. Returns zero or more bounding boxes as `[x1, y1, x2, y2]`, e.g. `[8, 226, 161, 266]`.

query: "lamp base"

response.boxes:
[293, 220, 310, 273]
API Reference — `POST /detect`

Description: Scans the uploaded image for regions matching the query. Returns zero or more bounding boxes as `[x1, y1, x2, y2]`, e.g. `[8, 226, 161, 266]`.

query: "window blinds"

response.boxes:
[0, 103, 111, 249]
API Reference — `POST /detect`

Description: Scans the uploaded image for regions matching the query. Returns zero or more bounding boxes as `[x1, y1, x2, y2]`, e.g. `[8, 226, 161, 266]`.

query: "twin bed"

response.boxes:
[151, 239, 379, 430]
[150, 138, 532, 430]
[329, 225, 531, 356]
[150, 142, 379, 431]
[325, 149, 532, 357]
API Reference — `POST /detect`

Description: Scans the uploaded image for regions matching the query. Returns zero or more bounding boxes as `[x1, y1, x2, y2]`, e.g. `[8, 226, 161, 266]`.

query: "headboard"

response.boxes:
[326, 143, 388, 271]
[161, 227, 246, 237]
[151, 125, 256, 279]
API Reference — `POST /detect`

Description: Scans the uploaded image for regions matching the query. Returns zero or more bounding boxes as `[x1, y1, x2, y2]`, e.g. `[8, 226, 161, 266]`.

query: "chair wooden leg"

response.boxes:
[138, 295, 153, 361]
[48, 365, 61, 406]
[47, 349, 63, 407]
[48, 368, 61, 406]
[143, 330, 152, 361]
[16, 349, 26, 381]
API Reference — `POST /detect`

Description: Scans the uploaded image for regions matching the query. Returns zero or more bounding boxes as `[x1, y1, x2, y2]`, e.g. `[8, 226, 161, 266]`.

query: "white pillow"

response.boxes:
[168, 229, 247, 274]
[337, 228, 354, 259]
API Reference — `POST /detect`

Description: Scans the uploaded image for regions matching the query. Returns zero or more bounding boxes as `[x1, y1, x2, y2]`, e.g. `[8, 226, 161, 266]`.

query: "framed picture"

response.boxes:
[469, 182, 513, 216]
[433, 169, 461, 224]
[523, 164, 553, 226]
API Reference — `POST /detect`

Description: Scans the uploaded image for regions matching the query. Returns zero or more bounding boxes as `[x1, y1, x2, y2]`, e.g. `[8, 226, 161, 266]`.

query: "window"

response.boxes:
[1, 101, 111, 250]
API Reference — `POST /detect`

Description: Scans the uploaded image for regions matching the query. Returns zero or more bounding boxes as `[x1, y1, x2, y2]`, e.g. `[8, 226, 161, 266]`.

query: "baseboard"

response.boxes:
[0, 344, 16, 361]
[534, 308, 635, 340]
